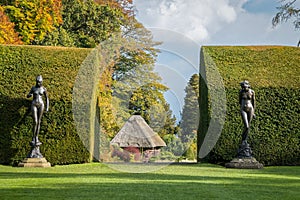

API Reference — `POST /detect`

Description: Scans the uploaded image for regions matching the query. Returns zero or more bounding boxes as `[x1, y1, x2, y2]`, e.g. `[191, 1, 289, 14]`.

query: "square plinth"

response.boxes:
[18, 158, 51, 168]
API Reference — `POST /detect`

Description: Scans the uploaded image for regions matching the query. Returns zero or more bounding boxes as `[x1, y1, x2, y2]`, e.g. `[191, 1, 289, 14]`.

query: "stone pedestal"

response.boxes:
[18, 158, 51, 167]
[18, 136, 51, 167]
[225, 157, 263, 169]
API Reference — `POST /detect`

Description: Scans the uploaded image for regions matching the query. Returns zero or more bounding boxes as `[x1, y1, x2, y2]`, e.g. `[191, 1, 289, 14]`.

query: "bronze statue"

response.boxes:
[238, 80, 255, 157]
[27, 75, 49, 158]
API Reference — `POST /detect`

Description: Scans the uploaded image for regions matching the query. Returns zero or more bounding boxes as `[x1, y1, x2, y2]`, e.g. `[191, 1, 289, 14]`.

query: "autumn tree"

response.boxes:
[3, 0, 62, 44]
[41, 0, 137, 48]
[272, 0, 300, 46]
[92, 1, 162, 138]
[0, 5, 22, 44]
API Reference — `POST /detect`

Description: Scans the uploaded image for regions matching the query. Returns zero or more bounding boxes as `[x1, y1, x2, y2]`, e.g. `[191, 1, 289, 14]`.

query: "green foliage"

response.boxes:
[149, 151, 178, 162]
[39, 27, 75, 47]
[179, 73, 199, 160]
[185, 141, 197, 160]
[180, 74, 199, 143]
[157, 103, 179, 137]
[200, 46, 300, 166]
[162, 134, 185, 157]
[48, 0, 123, 48]
[0, 44, 91, 165]
[129, 83, 168, 119]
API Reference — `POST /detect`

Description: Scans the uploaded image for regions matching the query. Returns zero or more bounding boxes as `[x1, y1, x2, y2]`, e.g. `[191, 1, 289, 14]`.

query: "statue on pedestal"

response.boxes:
[225, 80, 263, 168]
[26, 75, 49, 158]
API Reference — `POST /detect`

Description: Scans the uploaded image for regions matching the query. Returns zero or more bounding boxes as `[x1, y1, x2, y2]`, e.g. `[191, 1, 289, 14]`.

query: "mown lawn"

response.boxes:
[0, 163, 299, 200]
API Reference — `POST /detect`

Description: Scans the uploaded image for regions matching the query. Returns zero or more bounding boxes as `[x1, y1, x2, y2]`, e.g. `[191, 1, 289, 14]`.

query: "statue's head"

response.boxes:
[36, 75, 43, 87]
[240, 80, 250, 90]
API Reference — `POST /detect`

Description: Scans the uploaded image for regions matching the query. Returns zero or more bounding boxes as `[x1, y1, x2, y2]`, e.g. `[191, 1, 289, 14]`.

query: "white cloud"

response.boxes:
[134, 0, 247, 43]
[134, 0, 299, 46]
[208, 11, 299, 46]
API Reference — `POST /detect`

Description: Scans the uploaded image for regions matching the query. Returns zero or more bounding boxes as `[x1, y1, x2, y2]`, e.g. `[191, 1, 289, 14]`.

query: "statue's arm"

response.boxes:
[252, 90, 256, 118]
[239, 90, 242, 106]
[252, 90, 255, 111]
[44, 88, 49, 112]
[27, 87, 33, 98]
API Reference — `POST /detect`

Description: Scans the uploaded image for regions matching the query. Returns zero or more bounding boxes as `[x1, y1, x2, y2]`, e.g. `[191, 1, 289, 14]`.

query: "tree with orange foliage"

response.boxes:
[0, 5, 22, 44]
[3, 0, 62, 44]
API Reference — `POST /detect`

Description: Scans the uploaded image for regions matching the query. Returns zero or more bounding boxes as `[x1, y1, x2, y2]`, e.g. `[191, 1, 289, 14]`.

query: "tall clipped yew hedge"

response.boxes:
[200, 46, 300, 166]
[0, 45, 92, 165]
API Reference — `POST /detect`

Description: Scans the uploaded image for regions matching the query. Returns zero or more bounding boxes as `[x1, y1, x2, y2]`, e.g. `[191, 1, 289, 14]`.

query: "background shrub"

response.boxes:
[111, 147, 131, 162]
[122, 147, 140, 161]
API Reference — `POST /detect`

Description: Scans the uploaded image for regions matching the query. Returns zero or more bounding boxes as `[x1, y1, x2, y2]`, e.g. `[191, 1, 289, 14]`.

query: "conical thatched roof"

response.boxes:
[110, 115, 166, 148]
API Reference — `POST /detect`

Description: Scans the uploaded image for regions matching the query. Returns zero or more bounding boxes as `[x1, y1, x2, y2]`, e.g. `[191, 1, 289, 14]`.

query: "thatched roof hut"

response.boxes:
[110, 115, 166, 148]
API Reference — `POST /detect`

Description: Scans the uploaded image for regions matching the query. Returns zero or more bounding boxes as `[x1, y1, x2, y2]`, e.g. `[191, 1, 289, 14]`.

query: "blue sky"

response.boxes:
[132, 0, 299, 121]
[243, 0, 277, 13]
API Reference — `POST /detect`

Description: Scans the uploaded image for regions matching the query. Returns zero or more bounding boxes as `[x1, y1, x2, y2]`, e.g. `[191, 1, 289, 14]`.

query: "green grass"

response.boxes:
[0, 163, 299, 199]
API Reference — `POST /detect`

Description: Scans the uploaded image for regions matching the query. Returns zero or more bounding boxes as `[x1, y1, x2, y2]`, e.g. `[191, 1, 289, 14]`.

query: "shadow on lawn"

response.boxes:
[1, 164, 300, 200]
[0, 171, 299, 200]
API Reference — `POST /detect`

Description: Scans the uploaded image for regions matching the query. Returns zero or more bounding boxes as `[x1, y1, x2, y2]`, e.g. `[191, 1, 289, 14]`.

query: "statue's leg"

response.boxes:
[29, 104, 44, 158]
[247, 108, 254, 127]
[36, 104, 44, 138]
[241, 110, 249, 141]
[32, 105, 38, 139]
[245, 107, 254, 139]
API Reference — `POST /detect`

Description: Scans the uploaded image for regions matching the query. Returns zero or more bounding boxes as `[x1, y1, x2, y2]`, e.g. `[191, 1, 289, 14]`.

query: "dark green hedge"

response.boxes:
[0, 45, 92, 165]
[200, 46, 300, 166]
